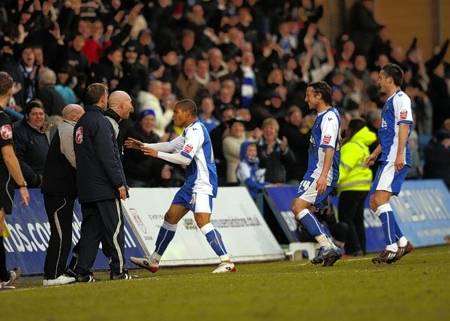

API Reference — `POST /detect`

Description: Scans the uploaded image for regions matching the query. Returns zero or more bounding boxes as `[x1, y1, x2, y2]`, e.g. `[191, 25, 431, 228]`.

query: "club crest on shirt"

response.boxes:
[400, 110, 408, 120]
[322, 135, 331, 144]
[0, 124, 13, 140]
[75, 126, 84, 144]
[183, 144, 193, 153]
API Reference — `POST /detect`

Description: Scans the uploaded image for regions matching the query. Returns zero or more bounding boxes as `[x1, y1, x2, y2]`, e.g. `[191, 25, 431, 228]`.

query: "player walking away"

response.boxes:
[0, 72, 30, 290]
[365, 64, 414, 264]
[126, 99, 236, 274]
[291, 81, 342, 267]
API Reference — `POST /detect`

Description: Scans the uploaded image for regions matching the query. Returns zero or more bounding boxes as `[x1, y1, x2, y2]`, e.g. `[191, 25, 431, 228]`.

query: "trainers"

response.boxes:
[76, 274, 96, 283]
[43, 275, 76, 287]
[311, 247, 341, 266]
[322, 247, 342, 267]
[212, 262, 236, 273]
[2, 268, 20, 287]
[372, 249, 397, 264]
[311, 247, 325, 265]
[130, 256, 159, 273]
[0, 283, 15, 290]
[110, 270, 132, 280]
[394, 241, 414, 261]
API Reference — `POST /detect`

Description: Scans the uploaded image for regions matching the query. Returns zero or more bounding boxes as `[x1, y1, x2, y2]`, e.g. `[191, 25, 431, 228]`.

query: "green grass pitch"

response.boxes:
[1, 246, 449, 321]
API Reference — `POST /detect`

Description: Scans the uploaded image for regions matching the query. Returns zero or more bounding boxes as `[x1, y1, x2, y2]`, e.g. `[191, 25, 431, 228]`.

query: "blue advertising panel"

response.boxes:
[265, 180, 450, 253]
[3, 189, 145, 275]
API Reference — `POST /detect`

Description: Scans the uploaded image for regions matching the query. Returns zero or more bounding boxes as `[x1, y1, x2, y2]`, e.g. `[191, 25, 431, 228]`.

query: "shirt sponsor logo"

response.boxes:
[183, 144, 193, 154]
[400, 110, 408, 120]
[322, 135, 331, 144]
[75, 126, 83, 144]
[0, 124, 13, 140]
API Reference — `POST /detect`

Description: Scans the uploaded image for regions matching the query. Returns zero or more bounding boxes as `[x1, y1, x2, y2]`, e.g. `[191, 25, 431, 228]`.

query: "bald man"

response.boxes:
[105, 90, 134, 139]
[41, 104, 84, 286]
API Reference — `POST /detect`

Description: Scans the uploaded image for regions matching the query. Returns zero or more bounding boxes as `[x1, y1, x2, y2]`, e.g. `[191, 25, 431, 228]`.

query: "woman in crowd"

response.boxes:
[223, 118, 247, 185]
[257, 117, 295, 184]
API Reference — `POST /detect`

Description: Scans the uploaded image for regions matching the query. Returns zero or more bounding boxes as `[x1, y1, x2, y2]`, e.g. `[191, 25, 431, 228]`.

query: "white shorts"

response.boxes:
[296, 177, 333, 206]
[172, 187, 214, 213]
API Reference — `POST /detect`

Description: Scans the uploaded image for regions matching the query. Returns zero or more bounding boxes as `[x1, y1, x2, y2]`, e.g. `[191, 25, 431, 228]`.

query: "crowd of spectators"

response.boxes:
[0, 0, 449, 193]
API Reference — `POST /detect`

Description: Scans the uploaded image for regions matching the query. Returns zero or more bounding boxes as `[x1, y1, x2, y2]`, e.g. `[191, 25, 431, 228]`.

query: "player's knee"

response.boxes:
[164, 211, 179, 225]
[291, 199, 306, 216]
[194, 214, 210, 228]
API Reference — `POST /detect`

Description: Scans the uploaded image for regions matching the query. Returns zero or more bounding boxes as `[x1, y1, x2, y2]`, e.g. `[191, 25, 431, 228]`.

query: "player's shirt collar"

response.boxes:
[317, 106, 332, 117]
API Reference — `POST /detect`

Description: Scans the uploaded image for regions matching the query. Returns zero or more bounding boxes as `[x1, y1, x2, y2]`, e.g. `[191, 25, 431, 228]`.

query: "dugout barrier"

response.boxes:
[264, 179, 450, 253]
[3, 187, 284, 275]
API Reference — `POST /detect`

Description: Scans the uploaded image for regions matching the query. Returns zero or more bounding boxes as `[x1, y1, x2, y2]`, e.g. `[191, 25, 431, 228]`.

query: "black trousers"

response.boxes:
[0, 236, 9, 281]
[338, 191, 368, 255]
[73, 199, 125, 276]
[43, 195, 75, 280]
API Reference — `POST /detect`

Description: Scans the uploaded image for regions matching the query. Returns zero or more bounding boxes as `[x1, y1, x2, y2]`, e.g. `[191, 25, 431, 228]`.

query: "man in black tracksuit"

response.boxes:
[41, 104, 85, 286]
[72, 83, 128, 281]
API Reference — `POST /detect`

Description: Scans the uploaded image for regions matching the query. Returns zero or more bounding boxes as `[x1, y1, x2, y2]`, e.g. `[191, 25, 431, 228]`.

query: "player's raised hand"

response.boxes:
[124, 137, 144, 150]
[316, 175, 327, 195]
[141, 146, 158, 158]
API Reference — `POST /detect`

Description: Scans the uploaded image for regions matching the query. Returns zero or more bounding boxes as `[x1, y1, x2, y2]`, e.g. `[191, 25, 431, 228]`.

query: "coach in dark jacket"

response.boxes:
[41, 104, 84, 286]
[72, 83, 129, 282]
[13, 99, 50, 187]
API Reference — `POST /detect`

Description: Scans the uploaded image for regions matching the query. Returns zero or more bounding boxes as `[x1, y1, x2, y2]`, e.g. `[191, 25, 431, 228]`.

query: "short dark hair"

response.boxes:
[381, 63, 404, 86]
[308, 81, 332, 105]
[85, 83, 108, 105]
[0, 71, 13, 96]
[175, 99, 197, 115]
[25, 99, 45, 115]
[347, 118, 366, 139]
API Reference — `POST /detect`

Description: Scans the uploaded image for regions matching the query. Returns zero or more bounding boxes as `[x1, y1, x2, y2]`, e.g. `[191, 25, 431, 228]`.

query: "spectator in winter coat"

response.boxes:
[257, 117, 296, 183]
[13, 99, 50, 187]
[237, 141, 266, 200]
[199, 96, 220, 133]
[423, 119, 450, 188]
[223, 118, 247, 184]
[123, 109, 162, 187]
[138, 80, 173, 137]
[37, 68, 65, 116]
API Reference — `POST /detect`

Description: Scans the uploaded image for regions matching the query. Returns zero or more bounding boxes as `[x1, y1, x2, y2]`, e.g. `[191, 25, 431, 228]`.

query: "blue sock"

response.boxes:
[377, 204, 398, 247]
[154, 221, 177, 256]
[392, 217, 404, 240]
[297, 210, 324, 238]
[201, 223, 229, 261]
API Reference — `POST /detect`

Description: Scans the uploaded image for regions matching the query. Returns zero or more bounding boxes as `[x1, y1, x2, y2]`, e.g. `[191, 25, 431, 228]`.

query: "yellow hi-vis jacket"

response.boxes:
[337, 126, 377, 193]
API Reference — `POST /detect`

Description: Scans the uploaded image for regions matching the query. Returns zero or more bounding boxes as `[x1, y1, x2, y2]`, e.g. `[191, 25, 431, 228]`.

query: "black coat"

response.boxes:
[74, 105, 126, 203]
[123, 125, 161, 184]
[13, 120, 49, 187]
[257, 138, 296, 184]
[37, 86, 65, 116]
[279, 122, 310, 181]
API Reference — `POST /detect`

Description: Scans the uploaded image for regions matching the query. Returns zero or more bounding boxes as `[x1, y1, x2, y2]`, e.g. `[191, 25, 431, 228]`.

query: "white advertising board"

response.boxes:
[124, 187, 285, 266]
